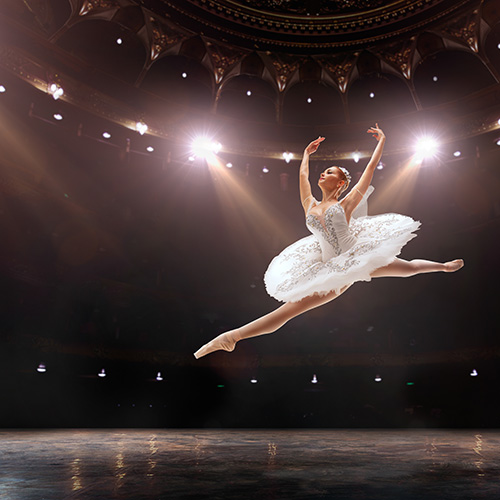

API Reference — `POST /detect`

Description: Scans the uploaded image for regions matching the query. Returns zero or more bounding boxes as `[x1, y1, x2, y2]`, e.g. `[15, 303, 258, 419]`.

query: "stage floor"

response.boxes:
[1, 429, 499, 499]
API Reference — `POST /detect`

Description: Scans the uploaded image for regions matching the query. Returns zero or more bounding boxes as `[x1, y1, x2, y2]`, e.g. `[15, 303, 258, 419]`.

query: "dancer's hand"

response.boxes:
[367, 124, 385, 141]
[304, 136, 325, 155]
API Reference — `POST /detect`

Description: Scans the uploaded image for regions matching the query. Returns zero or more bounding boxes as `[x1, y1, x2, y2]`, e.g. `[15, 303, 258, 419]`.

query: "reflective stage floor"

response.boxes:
[1, 429, 499, 499]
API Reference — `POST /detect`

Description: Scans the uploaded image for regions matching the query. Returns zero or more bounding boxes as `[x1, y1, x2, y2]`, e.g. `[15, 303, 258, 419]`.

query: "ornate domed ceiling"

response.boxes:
[1, 0, 499, 163]
[149, 0, 476, 53]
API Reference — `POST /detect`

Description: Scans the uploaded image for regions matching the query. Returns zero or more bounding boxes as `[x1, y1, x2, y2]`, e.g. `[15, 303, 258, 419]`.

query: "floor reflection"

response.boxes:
[1, 429, 500, 499]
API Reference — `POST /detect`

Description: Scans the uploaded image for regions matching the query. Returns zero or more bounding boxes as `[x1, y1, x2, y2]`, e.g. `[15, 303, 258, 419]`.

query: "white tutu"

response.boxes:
[264, 187, 420, 302]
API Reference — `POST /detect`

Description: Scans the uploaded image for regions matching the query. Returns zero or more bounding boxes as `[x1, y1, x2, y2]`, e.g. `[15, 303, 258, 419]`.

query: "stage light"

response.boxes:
[53, 113, 63, 121]
[0, 85, 5, 93]
[116, 38, 123, 45]
[352, 151, 360, 163]
[191, 137, 222, 158]
[262, 167, 269, 173]
[136, 121, 148, 135]
[226, 162, 233, 168]
[415, 137, 439, 159]
[102, 132, 111, 139]
[246, 90, 252, 96]
[250, 378, 258, 384]
[307, 97, 312, 103]
[98, 368, 106, 378]
[374, 375, 382, 383]
[37, 363, 47, 373]
[470, 369, 478, 377]
[282, 152, 293, 163]
[369, 92, 375, 98]
[156, 372, 163, 381]
[453, 151, 461, 157]
[49, 83, 64, 100]
[146, 146, 154, 152]
[182, 72, 188, 78]
[311, 374, 318, 384]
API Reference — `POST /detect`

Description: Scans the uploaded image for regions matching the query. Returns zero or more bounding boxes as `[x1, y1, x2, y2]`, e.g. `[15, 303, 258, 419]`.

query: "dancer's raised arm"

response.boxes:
[352, 124, 385, 197]
[300, 136, 325, 214]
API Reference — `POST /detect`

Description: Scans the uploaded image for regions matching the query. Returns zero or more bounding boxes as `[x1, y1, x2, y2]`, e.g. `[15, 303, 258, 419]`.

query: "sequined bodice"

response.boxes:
[306, 203, 357, 261]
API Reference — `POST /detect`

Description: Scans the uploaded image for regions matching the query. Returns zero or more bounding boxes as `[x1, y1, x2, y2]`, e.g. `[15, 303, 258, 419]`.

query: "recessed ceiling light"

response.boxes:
[262, 167, 269, 173]
[116, 38, 123, 45]
[146, 146, 154, 152]
[246, 90, 252, 96]
[53, 113, 63, 120]
[0, 85, 5, 93]
[433, 76, 438, 82]
[369, 92, 375, 98]
[226, 162, 233, 168]
[307, 97, 312, 103]
[497, 43, 500, 50]
[496, 139, 500, 147]
[102, 132, 111, 139]
[182, 72, 188, 78]
[453, 151, 461, 157]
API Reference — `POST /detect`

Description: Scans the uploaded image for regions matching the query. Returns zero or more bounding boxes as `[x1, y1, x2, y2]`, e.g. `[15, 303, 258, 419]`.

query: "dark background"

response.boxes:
[0, 0, 499, 428]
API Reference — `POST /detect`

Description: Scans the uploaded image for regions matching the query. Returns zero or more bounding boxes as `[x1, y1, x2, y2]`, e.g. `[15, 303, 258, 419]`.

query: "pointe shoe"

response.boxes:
[444, 259, 464, 272]
[193, 333, 236, 359]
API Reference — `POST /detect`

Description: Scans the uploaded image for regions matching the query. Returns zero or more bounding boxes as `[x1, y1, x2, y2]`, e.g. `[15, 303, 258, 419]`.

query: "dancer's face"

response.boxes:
[318, 167, 345, 191]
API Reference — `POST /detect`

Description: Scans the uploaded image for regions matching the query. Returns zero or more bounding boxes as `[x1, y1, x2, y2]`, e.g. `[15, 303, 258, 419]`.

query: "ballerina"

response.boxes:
[194, 124, 464, 359]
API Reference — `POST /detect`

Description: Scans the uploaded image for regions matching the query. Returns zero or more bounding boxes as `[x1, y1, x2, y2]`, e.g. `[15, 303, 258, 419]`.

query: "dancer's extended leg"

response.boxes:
[193, 285, 350, 359]
[370, 257, 464, 278]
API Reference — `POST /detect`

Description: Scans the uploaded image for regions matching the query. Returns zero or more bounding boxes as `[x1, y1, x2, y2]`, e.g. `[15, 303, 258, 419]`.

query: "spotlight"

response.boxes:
[453, 151, 461, 157]
[98, 368, 106, 378]
[415, 136, 439, 160]
[146, 146, 154, 152]
[352, 151, 360, 163]
[156, 372, 163, 381]
[374, 375, 382, 383]
[191, 137, 222, 158]
[37, 363, 47, 373]
[136, 121, 148, 135]
[0, 85, 5, 93]
[226, 162, 233, 168]
[49, 83, 64, 100]
[282, 152, 293, 163]
[246, 90, 252, 96]
[116, 38, 123, 45]
[311, 374, 318, 384]
[182, 72, 188, 78]
[102, 132, 111, 139]
[53, 113, 63, 121]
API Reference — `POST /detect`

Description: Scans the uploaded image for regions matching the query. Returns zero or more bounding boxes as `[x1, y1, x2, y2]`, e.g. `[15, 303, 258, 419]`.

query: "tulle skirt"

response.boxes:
[264, 213, 420, 303]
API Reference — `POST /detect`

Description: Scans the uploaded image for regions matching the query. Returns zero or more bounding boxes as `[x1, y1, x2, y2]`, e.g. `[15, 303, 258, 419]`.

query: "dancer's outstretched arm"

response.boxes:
[300, 136, 324, 214]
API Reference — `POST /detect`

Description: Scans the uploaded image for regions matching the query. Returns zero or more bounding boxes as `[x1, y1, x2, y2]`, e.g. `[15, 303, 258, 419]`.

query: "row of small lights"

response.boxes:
[35, 363, 479, 384]
[4, 83, 500, 165]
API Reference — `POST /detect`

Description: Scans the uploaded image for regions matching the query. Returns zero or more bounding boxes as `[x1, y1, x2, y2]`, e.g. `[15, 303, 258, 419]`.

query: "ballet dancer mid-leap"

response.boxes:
[194, 124, 464, 359]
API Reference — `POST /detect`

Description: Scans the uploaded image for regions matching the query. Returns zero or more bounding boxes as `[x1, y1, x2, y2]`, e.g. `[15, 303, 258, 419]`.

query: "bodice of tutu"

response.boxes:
[306, 203, 357, 261]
